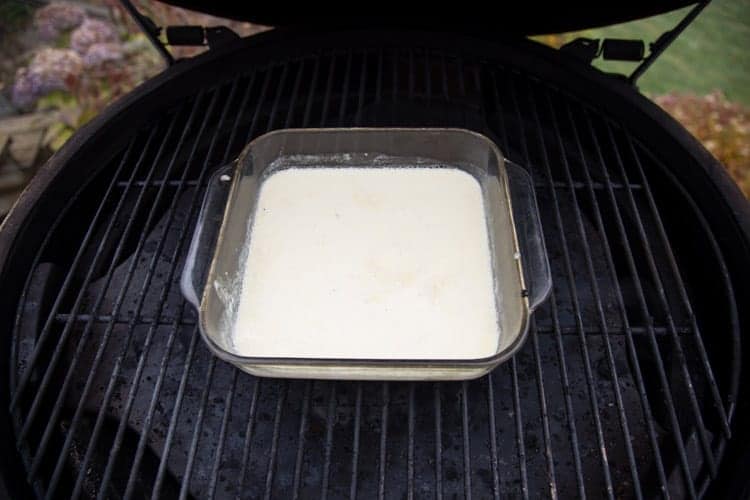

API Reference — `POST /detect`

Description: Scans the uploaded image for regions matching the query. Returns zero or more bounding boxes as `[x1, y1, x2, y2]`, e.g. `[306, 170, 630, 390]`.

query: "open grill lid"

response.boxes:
[153, 2, 698, 34]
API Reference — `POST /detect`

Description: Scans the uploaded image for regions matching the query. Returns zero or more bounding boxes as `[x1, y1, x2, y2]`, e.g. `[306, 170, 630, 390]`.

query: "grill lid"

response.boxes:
[153, 2, 698, 35]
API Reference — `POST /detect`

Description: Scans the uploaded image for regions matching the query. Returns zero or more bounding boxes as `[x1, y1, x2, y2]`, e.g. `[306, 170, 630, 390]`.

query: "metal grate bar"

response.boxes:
[461, 381, 472, 499]
[123, 310, 183, 500]
[538, 87, 645, 498]
[151, 325, 199, 499]
[355, 53, 368, 124]
[544, 295, 587, 498]
[349, 383, 362, 500]
[112, 178, 643, 191]
[604, 120, 719, 476]
[85, 89, 226, 499]
[510, 358, 529, 499]
[375, 49, 383, 103]
[9, 137, 135, 412]
[116, 179, 201, 187]
[265, 62, 294, 131]
[582, 108, 699, 499]
[471, 65, 482, 95]
[531, 323, 560, 499]
[338, 51, 353, 124]
[28, 107, 181, 484]
[485, 69, 528, 499]
[509, 73, 616, 498]
[485, 376, 500, 499]
[545, 180, 643, 190]
[248, 70, 273, 141]
[320, 55, 337, 126]
[626, 132, 732, 436]
[433, 383, 443, 500]
[179, 356, 217, 500]
[83, 87, 228, 499]
[285, 60, 306, 129]
[407, 383, 415, 500]
[563, 99, 671, 497]
[378, 383, 390, 500]
[264, 381, 288, 500]
[236, 379, 261, 500]
[43, 94, 203, 497]
[487, 68, 586, 498]
[52, 314, 191, 325]
[424, 49, 432, 101]
[99, 92, 229, 498]
[151, 75, 257, 500]
[457, 57, 466, 96]
[225, 71, 258, 159]
[292, 381, 312, 500]
[267, 63, 290, 131]
[535, 325, 692, 336]
[49, 314, 693, 336]
[11, 136, 140, 414]
[321, 383, 338, 500]
[302, 56, 321, 127]
[408, 49, 415, 99]
[391, 49, 398, 102]
[10, 135, 140, 496]
[15, 136, 142, 441]
[530, 83, 644, 497]
[121, 79, 244, 499]
[207, 369, 239, 500]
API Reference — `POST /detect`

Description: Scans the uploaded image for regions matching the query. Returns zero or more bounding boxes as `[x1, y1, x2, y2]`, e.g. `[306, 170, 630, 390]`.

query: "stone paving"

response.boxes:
[0, 106, 57, 219]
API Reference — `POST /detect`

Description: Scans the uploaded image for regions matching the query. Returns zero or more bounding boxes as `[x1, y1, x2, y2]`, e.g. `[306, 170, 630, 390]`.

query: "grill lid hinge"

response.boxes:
[557, 0, 710, 86]
[165, 26, 240, 48]
[118, 0, 239, 66]
[629, 0, 709, 84]
[118, 0, 173, 65]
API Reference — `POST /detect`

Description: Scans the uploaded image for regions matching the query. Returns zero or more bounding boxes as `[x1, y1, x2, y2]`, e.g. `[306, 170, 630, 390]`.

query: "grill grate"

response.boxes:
[7, 45, 738, 499]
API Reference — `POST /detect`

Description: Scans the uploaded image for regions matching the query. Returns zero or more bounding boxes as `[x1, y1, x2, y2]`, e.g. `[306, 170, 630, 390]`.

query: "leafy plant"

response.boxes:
[0, 0, 34, 36]
[656, 91, 750, 197]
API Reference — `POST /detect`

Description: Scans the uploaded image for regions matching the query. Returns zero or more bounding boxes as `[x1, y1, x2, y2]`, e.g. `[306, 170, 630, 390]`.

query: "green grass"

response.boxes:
[538, 0, 750, 104]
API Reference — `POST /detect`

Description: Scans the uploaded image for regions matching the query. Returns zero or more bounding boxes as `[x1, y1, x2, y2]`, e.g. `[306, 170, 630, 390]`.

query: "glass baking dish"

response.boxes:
[182, 128, 550, 380]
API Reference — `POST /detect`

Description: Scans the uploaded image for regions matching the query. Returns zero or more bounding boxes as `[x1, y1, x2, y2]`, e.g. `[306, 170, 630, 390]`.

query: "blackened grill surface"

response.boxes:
[5, 44, 740, 499]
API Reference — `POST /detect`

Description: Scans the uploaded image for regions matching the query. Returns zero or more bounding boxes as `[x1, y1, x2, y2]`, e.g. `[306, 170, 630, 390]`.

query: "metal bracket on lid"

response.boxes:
[165, 25, 240, 48]
[558, 0, 710, 85]
[118, 0, 173, 65]
[628, 0, 709, 83]
[117, 0, 239, 66]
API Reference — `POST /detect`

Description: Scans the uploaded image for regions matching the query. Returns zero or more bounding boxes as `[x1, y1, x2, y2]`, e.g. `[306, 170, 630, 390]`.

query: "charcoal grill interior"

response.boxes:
[1, 30, 747, 499]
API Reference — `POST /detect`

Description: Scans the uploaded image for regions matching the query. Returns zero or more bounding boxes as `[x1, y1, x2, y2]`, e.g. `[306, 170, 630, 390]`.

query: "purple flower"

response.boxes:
[34, 2, 86, 41]
[70, 18, 119, 55]
[11, 48, 83, 109]
[82, 42, 124, 68]
[11, 69, 39, 109]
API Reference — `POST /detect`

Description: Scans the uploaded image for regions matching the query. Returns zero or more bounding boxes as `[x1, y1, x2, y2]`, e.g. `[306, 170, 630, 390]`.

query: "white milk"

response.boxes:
[232, 167, 499, 359]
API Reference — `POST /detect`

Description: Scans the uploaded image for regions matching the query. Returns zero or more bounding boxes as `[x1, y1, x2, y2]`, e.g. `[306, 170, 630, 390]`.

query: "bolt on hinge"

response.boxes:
[165, 26, 240, 48]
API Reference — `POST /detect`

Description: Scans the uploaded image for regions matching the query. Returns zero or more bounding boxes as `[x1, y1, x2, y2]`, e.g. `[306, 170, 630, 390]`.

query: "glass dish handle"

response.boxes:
[181, 165, 234, 309]
[506, 161, 552, 311]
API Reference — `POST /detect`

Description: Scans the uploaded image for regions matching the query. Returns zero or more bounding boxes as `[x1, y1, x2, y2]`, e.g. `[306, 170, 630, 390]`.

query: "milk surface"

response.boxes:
[232, 166, 499, 359]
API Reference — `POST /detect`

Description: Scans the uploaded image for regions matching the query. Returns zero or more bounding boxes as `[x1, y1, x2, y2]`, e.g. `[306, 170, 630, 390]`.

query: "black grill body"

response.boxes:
[0, 30, 748, 499]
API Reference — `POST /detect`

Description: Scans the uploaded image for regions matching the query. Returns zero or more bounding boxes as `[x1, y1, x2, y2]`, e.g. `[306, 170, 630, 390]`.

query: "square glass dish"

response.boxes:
[182, 128, 550, 380]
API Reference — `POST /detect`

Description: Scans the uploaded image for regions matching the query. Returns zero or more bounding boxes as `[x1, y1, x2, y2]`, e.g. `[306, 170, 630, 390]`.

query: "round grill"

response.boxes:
[1, 31, 745, 498]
